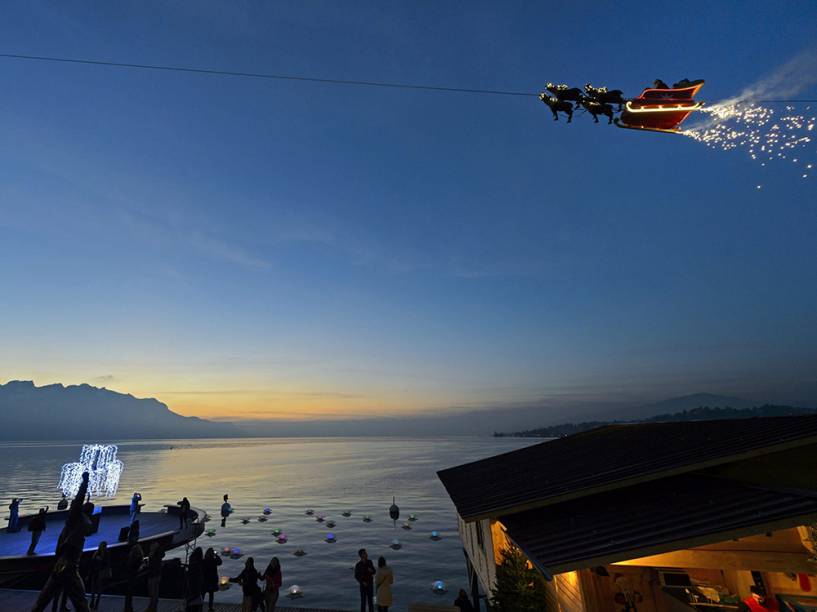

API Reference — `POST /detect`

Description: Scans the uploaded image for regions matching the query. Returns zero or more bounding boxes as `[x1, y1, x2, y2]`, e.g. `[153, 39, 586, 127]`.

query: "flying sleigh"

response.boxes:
[540, 79, 705, 134]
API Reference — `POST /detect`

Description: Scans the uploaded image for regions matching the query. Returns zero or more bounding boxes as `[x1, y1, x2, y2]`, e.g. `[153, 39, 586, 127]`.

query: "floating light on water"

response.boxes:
[205, 528, 216, 537]
[293, 548, 307, 557]
[277, 534, 288, 544]
[325, 532, 337, 543]
[257, 516, 268, 522]
[263, 507, 271, 515]
[316, 513, 325, 523]
[431, 580, 447, 594]
[362, 515, 372, 523]
[430, 531, 442, 541]
[342, 511, 352, 517]
[58, 444, 123, 498]
[241, 518, 250, 525]
[326, 520, 336, 528]
[222, 546, 231, 555]
[272, 528, 282, 536]
[402, 522, 412, 530]
[305, 509, 314, 516]
[390, 539, 401, 550]
[230, 547, 242, 559]
[219, 576, 230, 591]
[409, 514, 418, 522]
[287, 584, 303, 599]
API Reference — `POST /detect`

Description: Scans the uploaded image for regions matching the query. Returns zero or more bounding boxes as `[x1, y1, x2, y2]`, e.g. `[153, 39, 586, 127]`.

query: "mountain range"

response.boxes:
[0, 381, 806, 440]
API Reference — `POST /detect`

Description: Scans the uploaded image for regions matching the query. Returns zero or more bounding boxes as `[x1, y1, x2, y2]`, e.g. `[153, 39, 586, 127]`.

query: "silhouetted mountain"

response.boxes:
[621, 392, 756, 419]
[0, 380, 237, 440]
[496, 403, 817, 438]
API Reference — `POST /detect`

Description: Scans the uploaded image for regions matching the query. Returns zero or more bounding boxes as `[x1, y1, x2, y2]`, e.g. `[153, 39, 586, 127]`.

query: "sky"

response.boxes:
[1, 1, 816, 421]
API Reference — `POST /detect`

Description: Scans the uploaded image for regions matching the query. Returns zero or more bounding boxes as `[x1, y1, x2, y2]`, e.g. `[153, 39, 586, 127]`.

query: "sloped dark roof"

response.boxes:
[499, 473, 817, 578]
[437, 415, 817, 520]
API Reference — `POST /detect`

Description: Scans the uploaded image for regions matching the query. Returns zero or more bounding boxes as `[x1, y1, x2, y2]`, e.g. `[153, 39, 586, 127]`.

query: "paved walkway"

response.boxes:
[0, 588, 351, 612]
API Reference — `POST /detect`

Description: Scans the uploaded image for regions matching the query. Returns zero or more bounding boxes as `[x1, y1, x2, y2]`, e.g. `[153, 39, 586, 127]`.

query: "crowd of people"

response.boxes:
[7, 487, 477, 612]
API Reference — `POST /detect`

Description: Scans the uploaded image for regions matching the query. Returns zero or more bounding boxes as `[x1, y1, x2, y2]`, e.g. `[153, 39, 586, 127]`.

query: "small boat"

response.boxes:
[616, 81, 705, 133]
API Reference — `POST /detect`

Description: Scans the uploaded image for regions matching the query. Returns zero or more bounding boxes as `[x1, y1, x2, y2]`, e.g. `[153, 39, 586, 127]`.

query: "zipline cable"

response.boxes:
[1, 53, 816, 103]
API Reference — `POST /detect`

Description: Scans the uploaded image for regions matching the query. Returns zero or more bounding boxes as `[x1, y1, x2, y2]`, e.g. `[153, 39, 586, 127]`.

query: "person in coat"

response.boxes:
[32, 472, 93, 612]
[27, 506, 48, 555]
[354, 548, 376, 612]
[202, 547, 223, 611]
[230, 556, 262, 612]
[375, 556, 393, 612]
[186, 547, 204, 612]
[87, 541, 111, 610]
[8, 497, 22, 532]
[262, 557, 282, 611]
[145, 542, 165, 612]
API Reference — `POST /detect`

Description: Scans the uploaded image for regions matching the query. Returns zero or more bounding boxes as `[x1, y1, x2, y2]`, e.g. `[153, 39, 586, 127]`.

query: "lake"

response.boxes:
[0, 436, 538, 609]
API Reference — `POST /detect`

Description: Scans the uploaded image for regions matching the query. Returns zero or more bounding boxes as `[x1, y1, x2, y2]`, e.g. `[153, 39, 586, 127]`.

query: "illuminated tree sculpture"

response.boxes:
[58, 444, 124, 499]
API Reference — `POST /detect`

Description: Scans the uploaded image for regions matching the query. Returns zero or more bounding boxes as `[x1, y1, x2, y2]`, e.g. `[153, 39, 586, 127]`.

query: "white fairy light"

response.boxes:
[58, 444, 124, 499]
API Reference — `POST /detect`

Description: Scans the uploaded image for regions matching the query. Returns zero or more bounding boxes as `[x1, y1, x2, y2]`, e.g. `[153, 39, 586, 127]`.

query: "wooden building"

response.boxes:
[438, 416, 817, 611]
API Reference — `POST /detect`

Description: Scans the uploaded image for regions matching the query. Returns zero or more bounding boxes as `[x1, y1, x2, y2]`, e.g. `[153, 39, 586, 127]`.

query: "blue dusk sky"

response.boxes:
[1, 1, 816, 420]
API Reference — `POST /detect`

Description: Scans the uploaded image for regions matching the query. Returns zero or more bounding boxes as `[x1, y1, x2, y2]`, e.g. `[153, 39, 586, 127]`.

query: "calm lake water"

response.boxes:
[0, 436, 538, 609]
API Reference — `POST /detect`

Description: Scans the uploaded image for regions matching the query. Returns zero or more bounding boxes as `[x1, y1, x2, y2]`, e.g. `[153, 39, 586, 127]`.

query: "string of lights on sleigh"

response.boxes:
[539, 81, 815, 184]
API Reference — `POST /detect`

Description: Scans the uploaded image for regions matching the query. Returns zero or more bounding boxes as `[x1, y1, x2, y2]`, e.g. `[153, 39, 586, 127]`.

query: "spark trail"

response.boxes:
[681, 102, 815, 183]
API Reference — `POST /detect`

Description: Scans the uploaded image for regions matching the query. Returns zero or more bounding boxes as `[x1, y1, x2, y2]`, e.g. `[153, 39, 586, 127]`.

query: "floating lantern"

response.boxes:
[277, 534, 288, 544]
[341, 511, 352, 517]
[431, 580, 447, 594]
[287, 584, 303, 599]
[263, 507, 271, 515]
[430, 530, 442, 541]
[257, 516, 268, 522]
[305, 509, 314, 516]
[326, 520, 336, 528]
[401, 522, 412, 530]
[409, 513, 418, 521]
[230, 547, 242, 559]
[241, 518, 250, 525]
[362, 515, 372, 523]
[390, 539, 401, 550]
[316, 513, 325, 523]
[219, 576, 231, 591]
[293, 548, 307, 557]
[325, 532, 337, 543]
[222, 546, 231, 555]
[272, 528, 282, 537]
[205, 528, 216, 537]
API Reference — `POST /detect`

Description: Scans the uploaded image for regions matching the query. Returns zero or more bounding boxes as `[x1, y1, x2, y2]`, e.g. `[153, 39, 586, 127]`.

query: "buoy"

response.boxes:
[389, 497, 400, 522]
[263, 507, 271, 515]
[293, 548, 307, 557]
[325, 532, 337, 543]
[305, 509, 314, 516]
[430, 530, 442, 541]
[326, 520, 336, 528]
[277, 534, 288, 544]
[219, 576, 231, 591]
[362, 515, 372, 523]
[287, 584, 303, 599]
[390, 539, 401, 550]
[341, 511, 352, 517]
[431, 580, 447, 594]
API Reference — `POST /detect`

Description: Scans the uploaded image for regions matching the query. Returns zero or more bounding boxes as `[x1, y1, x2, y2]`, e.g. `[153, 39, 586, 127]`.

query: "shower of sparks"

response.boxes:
[58, 444, 124, 499]
[682, 102, 815, 180]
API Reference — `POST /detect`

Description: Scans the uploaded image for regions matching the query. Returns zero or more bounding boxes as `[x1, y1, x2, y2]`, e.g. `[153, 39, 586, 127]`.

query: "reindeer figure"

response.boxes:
[578, 96, 615, 124]
[546, 83, 584, 108]
[539, 93, 573, 122]
[584, 83, 625, 111]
